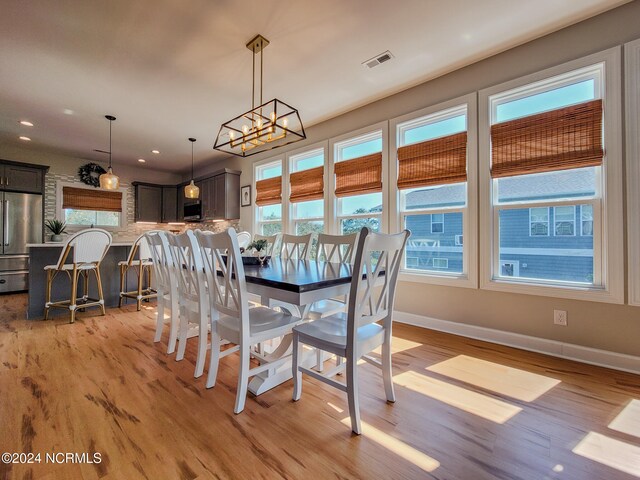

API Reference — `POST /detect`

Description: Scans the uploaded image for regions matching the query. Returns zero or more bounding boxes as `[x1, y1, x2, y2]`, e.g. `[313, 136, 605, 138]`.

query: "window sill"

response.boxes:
[399, 270, 477, 289]
[480, 277, 624, 304]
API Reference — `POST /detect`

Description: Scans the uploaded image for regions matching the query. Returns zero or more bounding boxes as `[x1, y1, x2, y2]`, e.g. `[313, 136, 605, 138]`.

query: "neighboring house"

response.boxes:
[404, 169, 595, 283]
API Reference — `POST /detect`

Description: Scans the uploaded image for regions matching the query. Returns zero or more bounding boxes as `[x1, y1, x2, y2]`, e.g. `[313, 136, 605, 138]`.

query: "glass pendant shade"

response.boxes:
[99, 166, 120, 190]
[184, 179, 199, 199]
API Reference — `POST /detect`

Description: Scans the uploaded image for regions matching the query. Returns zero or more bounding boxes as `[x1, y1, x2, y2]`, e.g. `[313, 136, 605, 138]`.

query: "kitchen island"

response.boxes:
[26, 242, 148, 319]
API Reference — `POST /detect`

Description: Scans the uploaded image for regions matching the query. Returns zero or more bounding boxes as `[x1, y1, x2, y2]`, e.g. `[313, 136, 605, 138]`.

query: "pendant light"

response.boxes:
[184, 137, 200, 199]
[99, 115, 120, 190]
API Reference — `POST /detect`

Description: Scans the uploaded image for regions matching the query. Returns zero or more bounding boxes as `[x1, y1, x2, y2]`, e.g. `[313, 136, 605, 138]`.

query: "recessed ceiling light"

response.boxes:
[138, 158, 146, 163]
[19, 136, 31, 141]
[20, 120, 34, 127]
[63, 108, 74, 115]
[151, 149, 160, 154]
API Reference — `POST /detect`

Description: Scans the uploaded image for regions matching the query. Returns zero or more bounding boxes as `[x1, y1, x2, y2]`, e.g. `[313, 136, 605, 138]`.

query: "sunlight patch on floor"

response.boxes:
[340, 418, 440, 473]
[426, 355, 560, 402]
[609, 399, 640, 439]
[572, 431, 640, 478]
[394, 370, 522, 424]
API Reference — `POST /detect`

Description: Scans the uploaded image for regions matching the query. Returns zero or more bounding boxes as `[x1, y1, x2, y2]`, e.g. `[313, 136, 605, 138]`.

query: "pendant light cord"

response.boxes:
[191, 141, 194, 179]
[109, 119, 112, 169]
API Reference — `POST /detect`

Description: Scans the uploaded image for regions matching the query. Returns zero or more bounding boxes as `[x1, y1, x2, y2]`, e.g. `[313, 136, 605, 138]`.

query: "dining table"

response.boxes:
[241, 257, 354, 396]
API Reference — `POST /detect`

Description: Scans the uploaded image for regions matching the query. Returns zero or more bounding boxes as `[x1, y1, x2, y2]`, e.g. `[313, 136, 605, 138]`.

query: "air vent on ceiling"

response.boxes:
[363, 50, 394, 69]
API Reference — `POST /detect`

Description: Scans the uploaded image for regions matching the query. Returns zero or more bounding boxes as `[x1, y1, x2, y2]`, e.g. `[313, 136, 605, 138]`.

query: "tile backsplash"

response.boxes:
[44, 172, 241, 242]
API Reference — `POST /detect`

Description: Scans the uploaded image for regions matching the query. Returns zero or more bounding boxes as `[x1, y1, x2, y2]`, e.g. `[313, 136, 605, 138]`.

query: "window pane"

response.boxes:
[259, 204, 282, 221]
[293, 199, 323, 219]
[404, 213, 463, 273]
[495, 79, 595, 123]
[295, 220, 324, 235]
[96, 211, 120, 226]
[341, 217, 380, 235]
[339, 138, 382, 161]
[554, 206, 575, 236]
[261, 222, 282, 236]
[403, 183, 466, 210]
[258, 164, 282, 180]
[292, 152, 323, 172]
[499, 206, 593, 284]
[497, 167, 596, 203]
[402, 114, 466, 145]
[581, 205, 593, 236]
[65, 209, 119, 227]
[339, 192, 382, 216]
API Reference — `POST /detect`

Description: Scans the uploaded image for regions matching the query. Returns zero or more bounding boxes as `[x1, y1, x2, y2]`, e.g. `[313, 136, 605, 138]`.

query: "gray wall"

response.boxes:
[196, 1, 640, 356]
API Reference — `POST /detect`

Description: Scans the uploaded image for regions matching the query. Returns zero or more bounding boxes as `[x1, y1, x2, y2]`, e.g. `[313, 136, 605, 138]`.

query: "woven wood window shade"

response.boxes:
[289, 166, 324, 203]
[334, 153, 382, 198]
[397, 132, 467, 190]
[490, 99, 603, 178]
[255, 176, 282, 206]
[62, 186, 122, 212]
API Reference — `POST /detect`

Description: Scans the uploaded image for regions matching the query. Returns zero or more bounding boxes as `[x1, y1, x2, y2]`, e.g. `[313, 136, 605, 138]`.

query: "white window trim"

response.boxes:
[626, 38, 640, 306]
[479, 47, 624, 304]
[390, 93, 478, 288]
[253, 155, 285, 236]
[286, 141, 328, 234]
[328, 121, 389, 235]
[56, 181, 127, 231]
[455, 234, 463, 246]
[553, 206, 576, 237]
[529, 207, 550, 237]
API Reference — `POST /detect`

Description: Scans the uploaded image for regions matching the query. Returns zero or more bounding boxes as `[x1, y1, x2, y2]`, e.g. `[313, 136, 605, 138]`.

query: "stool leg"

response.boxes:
[44, 270, 52, 320]
[83, 270, 89, 301]
[136, 263, 144, 311]
[118, 265, 125, 308]
[70, 266, 79, 324]
[95, 267, 106, 316]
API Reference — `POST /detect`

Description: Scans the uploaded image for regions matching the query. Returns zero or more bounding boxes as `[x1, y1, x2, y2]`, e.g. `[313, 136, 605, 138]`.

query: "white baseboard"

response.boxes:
[394, 311, 640, 375]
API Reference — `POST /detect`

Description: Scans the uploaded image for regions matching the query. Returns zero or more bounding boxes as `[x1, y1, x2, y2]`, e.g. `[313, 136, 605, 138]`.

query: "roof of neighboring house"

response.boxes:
[405, 168, 595, 208]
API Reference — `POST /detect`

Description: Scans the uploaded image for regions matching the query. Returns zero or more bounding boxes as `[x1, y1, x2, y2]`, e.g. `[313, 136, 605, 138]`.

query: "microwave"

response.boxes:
[184, 201, 203, 222]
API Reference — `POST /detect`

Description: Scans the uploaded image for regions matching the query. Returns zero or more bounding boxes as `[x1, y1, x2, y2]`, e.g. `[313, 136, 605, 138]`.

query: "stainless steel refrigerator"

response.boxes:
[0, 192, 42, 293]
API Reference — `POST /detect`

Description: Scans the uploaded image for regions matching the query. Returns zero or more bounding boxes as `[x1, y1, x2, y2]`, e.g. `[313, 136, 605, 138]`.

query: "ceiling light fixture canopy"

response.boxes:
[185, 137, 200, 199]
[99, 115, 120, 190]
[214, 34, 305, 157]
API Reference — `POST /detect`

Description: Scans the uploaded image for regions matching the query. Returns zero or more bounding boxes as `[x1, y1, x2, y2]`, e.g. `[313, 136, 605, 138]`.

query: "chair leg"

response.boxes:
[136, 264, 144, 311]
[94, 267, 106, 316]
[82, 271, 89, 301]
[316, 348, 324, 372]
[206, 327, 220, 388]
[346, 357, 362, 435]
[118, 265, 125, 308]
[69, 267, 79, 324]
[44, 270, 52, 320]
[292, 334, 302, 401]
[167, 297, 179, 355]
[154, 291, 164, 343]
[194, 311, 207, 378]
[176, 308, 188, 361]
[234, 344, 251, 414]
[381, 338, 395, 403]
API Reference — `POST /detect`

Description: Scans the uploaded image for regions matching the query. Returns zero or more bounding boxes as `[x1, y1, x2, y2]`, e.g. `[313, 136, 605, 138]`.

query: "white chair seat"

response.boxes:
[293, 313, 384, 356]
[45, 263, 97, 271]
[217, 306, 302, 345]
[307, 298, 347, 320]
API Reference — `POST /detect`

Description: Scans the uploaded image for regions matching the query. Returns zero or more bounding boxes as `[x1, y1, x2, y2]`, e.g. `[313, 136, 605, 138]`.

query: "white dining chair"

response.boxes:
[253, 233, 280, 257]
[119, 232, 157, 311]
[196, 228, 303, 414]
[146, 231, 180, 354]
[292, 227, 410, 434]
[44, 228, 112, 323]
[167, 230, 209, 378]
[236, 231, 252, 250]
[279, 233, 313, 259]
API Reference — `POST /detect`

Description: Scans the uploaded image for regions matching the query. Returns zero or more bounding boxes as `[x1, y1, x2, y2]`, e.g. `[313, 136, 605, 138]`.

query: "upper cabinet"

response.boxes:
[0, 160, 48, 194]
[133, 183, 162, 223]
[214, 171, 240, 220]
[161, 186, 178, 223]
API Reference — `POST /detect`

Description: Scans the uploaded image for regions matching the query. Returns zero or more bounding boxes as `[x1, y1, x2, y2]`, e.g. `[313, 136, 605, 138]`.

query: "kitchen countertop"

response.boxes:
[27, 242, 135, 248]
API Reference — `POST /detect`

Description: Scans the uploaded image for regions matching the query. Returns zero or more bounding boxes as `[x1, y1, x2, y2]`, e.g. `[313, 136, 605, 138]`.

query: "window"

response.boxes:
[391, 94, 478, 286]
[59, 184, 123, 228]
[554, 206, 575, 236]
[289, 147, 325, 235]
[332, 130, 384, 235]
[529, 207, 549, 236]
[255, 159, 283, 236]
[480, 48, 624, 303]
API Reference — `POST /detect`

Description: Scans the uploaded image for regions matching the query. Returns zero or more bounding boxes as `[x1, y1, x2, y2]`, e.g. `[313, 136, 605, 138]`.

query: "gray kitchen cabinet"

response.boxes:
[176, 184, 186, 221]
[161, 186, 178, 223]
[0, 161, 46, 194]
[133, 183, 162, 223]
[213, 172, 240, 220]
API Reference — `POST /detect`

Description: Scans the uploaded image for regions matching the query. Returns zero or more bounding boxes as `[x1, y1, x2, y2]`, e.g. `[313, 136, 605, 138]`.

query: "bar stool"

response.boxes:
[119, 232, 157, 311]
[44, 229, 112, 323]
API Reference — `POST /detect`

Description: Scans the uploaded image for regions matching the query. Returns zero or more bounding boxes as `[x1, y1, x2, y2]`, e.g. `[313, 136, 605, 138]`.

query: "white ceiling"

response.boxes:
[0, 0, 628, 173]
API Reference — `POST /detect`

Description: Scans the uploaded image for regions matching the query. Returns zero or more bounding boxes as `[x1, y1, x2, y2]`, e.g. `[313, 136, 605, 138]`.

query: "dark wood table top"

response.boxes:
[242, 259, 353, 293]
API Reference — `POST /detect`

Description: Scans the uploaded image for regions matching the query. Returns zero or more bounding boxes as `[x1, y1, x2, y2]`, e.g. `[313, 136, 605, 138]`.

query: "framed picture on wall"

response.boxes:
[241, 185, 251, 207]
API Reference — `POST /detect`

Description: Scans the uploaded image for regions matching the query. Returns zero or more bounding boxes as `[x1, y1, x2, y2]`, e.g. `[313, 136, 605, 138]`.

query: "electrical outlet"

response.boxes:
[554, 310, 568, 326]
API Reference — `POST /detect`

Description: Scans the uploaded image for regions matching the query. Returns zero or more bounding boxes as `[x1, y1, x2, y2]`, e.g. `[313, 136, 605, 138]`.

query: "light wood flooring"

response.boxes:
[1, 293, 639, 480]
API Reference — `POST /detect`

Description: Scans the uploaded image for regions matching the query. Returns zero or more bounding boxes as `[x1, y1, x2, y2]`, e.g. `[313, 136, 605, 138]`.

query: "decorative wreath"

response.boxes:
[78, 162, 106, 187]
